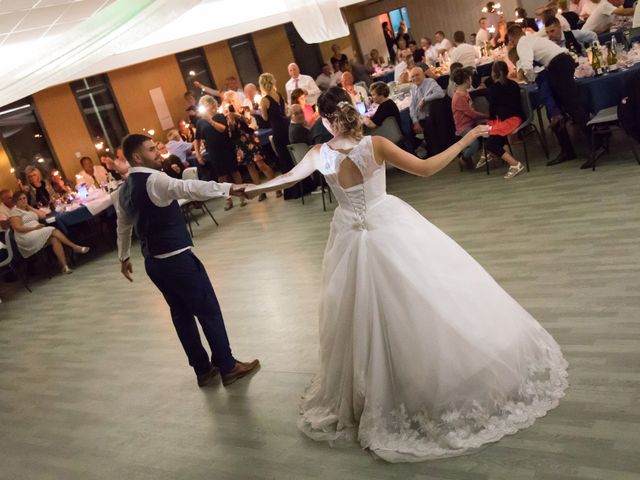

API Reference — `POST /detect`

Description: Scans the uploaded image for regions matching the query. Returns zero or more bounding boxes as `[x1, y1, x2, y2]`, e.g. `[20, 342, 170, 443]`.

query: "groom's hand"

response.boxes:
[230, 184, 250, 198]
[120, 259, 133, 282]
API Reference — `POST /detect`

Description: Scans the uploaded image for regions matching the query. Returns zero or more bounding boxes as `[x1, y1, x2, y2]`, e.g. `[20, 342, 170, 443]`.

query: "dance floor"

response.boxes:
[1, 140, 640, 479]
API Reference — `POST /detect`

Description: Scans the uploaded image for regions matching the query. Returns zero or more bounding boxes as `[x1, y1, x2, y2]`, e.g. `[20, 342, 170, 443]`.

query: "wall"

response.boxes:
[108, 55, 187, 139]
[0, 144, 16, 191]
[32, 84, 99, 180]
[344, 0, 519, 52]
[203, 41, 240, 88]
[253, 25, 296, 89]
[319, 3, 367, 64]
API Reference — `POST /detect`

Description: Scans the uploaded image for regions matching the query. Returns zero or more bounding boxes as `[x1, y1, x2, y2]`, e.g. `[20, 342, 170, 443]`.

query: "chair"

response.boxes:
[0, 229, 31, 293]
[287, 143, 333, 211]
[179, 167, 219, 238]
[499, 86, 549, 174]
[587, 106, 640, 171]
[369, 117, 403, 145]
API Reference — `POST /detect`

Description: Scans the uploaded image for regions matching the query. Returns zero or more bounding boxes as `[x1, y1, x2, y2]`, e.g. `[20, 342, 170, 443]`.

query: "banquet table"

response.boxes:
[575, 62, 640, 114]
[46, 191, 115, 237]
[372, 69, 395, 84]
[598, 31, 624, 47]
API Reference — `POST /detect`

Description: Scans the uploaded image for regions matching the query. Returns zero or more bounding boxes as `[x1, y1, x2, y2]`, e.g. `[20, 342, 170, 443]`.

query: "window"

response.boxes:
[70, 74, 128, 154]
[176, 48, 216, 92]
[228, 35, 262, 87]
[0, 98, 59, 179]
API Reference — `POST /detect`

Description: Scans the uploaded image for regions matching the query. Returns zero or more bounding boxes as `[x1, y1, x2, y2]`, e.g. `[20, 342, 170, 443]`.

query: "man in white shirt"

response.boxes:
[569, 0, 586, 14]
[476, 18, 490, 45]
[315, 64, 339, 91]
[433, 31, 453, 56]
[76, 156, 108, 188]
[545, 16, 597, 53]
[581, 0, 635, 34]
[450, 31, 480, 68]
[509, 24, 590, 167]
[419, 37, 439, 65]
[285, 63, 321, 105]
[116, 133, 259, 387]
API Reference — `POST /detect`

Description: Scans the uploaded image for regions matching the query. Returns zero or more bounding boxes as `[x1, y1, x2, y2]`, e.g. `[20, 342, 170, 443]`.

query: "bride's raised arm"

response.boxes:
[373, 125, 490, 177]
[245, 146, 321, 198]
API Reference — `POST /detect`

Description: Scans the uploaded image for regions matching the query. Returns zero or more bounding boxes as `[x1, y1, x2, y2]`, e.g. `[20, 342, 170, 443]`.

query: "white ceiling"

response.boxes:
[0, 0, 114, 47]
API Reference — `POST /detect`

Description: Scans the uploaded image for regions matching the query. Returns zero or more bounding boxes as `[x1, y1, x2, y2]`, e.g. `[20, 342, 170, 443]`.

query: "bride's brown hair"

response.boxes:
[317, 87, 363, 140]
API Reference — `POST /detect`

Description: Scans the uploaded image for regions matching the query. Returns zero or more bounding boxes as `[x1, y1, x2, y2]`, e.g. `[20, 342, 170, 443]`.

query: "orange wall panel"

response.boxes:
[108, 55, 188, 139]
[0, 143, 17, 191]
[253, 26, 295, 92]
[203, 41, 240, 89]
[32, 84, 98, 180]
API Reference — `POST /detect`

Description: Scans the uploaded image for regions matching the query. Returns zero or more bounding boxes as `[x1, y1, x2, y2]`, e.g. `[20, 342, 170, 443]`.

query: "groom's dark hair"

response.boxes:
[121, 134, 152, 163]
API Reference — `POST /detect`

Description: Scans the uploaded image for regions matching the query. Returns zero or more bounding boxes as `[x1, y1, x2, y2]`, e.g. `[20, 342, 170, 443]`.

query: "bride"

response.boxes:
[244, 87, 568, 462]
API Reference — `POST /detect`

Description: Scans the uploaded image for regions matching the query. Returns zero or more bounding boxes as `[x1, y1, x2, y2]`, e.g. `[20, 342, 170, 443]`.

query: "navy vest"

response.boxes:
[120, 172, 193, 258]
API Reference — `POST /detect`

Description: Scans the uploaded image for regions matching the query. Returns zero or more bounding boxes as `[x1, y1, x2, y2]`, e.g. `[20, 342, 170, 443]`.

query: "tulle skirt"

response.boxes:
[298, 194, 568, 462]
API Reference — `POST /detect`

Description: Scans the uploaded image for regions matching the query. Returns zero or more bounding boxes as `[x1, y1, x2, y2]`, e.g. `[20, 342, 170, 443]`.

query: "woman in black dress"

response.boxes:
[194, 95, 246, 209]
[259, 73, 312, 200]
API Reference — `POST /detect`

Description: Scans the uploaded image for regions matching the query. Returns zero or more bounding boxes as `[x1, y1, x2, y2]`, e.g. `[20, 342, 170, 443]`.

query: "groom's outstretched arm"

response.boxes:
[146, 171, 237, 207]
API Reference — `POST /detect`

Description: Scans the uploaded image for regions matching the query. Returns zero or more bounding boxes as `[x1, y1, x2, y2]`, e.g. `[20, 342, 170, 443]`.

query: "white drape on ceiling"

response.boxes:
[283, 0, 349, 44]
[0, 0, 202, 107]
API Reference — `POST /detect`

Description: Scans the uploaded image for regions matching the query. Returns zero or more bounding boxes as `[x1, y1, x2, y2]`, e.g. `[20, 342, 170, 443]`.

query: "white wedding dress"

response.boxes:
[259, 136, 569, 462]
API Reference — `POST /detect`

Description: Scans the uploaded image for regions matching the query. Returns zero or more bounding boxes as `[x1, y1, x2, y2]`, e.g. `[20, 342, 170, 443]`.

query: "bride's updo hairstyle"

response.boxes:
[318, 86, 363, 140]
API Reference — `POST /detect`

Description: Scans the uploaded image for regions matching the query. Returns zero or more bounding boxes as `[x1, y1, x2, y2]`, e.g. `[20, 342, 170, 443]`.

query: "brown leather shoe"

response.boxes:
[197, 366, 220, 387]
[221, 359, 260, 386]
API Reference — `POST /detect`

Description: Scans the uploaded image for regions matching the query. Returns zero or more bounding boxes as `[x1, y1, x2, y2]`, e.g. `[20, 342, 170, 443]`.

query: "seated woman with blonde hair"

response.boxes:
[9, 191, 89, 274]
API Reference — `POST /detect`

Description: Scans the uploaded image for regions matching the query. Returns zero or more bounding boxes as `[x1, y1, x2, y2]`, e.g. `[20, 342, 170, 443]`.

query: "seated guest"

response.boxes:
[433, 31, 453, 56]
[9, 191, 89, 274]
[341, 71, 370, 106]
[285, 63, 321, 105]
[395, 36, 411, 62]
[0, 189, 13, 230]
[166, 128, 195, 166]
[49, 171, 72, 196]
[450, 31, 481, 68]
[316, 64, 337, 91]
[476, 17, 490, 45]
[351, 61, 373, 86]
[362, 82, 402, 130]
[162, 155, 185, 179]
[485, 60, 526, 178]
[395, 52, 416, 83]
[545, 16, 596, 54]
[418, 37, 439, 64]
[451, 68, 488, 169]
[310, 119, 333, 145]
[470, 33, 477, 45]
[330, 44, 348, 65]
[492, 20, 508, 47]
[515, 7, 539, 31]
[23, 166, 56, 207]
[409, 67, 445, 135]
[367, 49, 385, 70]
[289, 104, 311, 144]
[447, 62, 465, 98]
[291, 88, 319, 126]
[76, 156, 108, 188]
[582, 0, 634, 34]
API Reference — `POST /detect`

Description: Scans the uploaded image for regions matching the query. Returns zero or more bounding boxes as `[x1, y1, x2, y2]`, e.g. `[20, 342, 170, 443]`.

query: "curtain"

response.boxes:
[283, 0, 349, 44]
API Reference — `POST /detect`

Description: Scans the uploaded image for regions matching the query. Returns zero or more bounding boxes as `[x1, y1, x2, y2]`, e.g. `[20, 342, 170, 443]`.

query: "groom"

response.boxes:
[115, 133, 259, 387]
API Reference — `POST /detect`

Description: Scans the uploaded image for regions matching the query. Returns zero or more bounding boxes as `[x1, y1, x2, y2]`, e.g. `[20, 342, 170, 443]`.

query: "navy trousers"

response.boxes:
[145, 250, 236, 375]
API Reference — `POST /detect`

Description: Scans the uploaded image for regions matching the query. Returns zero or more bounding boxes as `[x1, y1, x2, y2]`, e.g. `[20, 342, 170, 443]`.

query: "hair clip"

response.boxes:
[337, 101, 350, 108]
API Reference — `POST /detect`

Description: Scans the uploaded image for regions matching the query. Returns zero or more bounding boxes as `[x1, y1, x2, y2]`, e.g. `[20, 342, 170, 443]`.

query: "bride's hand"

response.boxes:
[458, 125, 490, 149]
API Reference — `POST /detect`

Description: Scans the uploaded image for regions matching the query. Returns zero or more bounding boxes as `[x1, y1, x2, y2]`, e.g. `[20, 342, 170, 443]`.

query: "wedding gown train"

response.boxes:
[257, 136, 569, 462]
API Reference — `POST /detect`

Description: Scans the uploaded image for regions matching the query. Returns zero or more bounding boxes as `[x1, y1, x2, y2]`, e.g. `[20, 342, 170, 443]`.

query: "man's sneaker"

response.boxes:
[197, 366, 220, 387]
[475, 155, 487, 169]
[504, 162, 525, 179]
